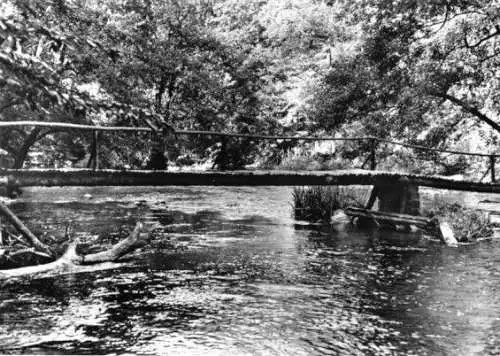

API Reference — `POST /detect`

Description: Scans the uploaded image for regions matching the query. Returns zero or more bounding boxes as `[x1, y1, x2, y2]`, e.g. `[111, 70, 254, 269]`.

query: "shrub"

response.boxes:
[423, 201, 493, 242]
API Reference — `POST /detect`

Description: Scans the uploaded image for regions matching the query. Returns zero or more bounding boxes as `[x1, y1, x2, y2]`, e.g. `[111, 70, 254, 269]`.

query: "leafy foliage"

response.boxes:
[307, 0, 500, 167]
[0, 0, 296, 169]
[2, 0, 499, 172]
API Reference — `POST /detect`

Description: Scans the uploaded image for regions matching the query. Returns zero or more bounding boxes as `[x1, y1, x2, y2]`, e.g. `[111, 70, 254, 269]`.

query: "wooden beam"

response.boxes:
[345, 207, 431, 227]
[345, 207, 458, 246]
[2, 169, 500, 192]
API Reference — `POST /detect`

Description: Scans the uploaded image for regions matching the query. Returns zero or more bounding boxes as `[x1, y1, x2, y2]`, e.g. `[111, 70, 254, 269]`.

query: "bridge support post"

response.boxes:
[490, 155, 496, 183]
[366, 177, 420, 216]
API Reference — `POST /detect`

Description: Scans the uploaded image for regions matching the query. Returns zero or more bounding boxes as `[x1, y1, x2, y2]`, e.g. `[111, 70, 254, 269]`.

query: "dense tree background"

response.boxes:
[1, 0, 499, 174]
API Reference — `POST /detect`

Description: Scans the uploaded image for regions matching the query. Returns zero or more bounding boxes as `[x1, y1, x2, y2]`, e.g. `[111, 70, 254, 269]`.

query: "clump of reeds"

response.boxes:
[292, 186, 368, 222]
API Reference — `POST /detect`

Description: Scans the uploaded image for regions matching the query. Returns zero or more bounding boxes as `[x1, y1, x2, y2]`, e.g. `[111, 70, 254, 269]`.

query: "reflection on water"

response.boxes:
[1, 186, 500, 355]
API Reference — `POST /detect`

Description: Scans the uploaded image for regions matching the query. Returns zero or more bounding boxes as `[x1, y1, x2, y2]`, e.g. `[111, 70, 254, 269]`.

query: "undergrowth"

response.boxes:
[423, 201, 493, 242]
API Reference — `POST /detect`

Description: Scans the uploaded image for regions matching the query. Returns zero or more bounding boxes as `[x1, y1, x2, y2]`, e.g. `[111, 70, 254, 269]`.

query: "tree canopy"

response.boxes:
[1, 0, 500, 172]
[311, 1, 500, 145]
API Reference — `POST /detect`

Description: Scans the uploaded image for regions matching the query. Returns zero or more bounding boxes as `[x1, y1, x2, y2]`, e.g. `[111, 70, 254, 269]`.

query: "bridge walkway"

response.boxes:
[2, 168, 500, 193]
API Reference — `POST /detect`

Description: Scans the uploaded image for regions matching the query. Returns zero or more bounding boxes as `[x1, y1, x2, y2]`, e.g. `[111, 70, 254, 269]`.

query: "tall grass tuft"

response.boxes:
[293, 186, 369, 222]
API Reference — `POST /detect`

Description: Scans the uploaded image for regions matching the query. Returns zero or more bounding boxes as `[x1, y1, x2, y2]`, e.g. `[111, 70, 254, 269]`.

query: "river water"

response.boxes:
[1, 186, 500, 355]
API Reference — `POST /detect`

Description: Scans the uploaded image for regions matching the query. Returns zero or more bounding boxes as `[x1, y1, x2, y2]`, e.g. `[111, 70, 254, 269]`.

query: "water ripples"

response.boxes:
[1, 187, 500, 354]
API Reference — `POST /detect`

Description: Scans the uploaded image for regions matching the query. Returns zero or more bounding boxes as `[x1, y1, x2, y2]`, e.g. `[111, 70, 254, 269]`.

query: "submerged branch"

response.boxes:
[0, 240, 80, 279]
[0, 222, 147, 280]
[83, 222, 144, 264]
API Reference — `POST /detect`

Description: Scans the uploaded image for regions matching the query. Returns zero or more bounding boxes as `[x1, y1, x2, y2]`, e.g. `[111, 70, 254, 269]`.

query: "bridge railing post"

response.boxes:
[91, 130, 99, 171]
[370, 138, 377, 170]
[490, 155, 496, 183]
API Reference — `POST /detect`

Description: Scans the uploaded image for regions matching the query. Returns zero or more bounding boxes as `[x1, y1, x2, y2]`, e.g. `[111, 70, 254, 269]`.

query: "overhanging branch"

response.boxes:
[434, 92, 500, 133]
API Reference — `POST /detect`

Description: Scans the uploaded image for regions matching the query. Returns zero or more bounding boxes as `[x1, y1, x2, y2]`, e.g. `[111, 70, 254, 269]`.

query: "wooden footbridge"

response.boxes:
[2, 169, 500, 193]
[1, 121, 500, 194]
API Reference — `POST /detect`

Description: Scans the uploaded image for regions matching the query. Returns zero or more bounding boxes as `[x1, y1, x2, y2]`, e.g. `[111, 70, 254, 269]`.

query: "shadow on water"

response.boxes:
[1, 187, 500, 355]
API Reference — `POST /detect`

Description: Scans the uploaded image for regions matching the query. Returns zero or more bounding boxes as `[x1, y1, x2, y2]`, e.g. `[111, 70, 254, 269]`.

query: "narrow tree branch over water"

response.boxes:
[0, 200, 53, 257]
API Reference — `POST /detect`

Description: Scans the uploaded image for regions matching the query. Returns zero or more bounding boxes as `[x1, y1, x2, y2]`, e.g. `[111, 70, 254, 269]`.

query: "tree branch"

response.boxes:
[464, 27, 500, 49]
[0, 99, 21, 113]
[0, 222, 148, 280]
[0, 201, 54, 257]
[434, 92, 500, 133]
[82, 222, 145, 264]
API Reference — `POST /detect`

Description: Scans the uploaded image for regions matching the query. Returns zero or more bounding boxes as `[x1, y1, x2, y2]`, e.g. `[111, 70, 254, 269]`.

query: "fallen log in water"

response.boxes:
[0, 222, 146, 280]
[344, 207, 458, 246]
[345, 207, 431, 227]
[3, 168, 500, 192]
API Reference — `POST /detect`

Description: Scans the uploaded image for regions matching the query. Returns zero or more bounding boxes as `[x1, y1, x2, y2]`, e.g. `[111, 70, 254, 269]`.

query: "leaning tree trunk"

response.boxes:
[12, 128, 41, 169]
[146, 76, 169, 170]
[12, 128, 57, 169]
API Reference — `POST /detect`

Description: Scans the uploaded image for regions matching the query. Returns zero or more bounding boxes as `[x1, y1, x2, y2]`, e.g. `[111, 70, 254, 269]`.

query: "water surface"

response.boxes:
[1, 186, 500, 355]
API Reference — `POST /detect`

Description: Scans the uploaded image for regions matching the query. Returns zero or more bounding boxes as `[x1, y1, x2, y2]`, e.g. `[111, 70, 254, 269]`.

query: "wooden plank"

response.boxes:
[2, 168, 500, 192]
[0, 169, 377, 187]
[345, 207, 459, 246]
[344, 207, 431, 227]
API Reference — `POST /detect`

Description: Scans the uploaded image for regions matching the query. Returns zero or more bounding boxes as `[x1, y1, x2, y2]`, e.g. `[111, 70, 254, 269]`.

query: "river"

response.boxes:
[1, 186, 500, 355]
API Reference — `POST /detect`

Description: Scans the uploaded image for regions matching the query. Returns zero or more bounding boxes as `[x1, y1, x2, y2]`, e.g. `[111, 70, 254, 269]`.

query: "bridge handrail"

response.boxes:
[0, 120, 497, 158]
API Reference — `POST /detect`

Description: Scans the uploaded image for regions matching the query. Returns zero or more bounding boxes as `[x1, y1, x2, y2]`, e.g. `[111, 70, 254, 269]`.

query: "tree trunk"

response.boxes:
[4, 169, 500, 192]
[146, 76, 169, 170]
[12, 128, 58, 169]
[13, 128, 41, 169]
[147, 132, 167, 170]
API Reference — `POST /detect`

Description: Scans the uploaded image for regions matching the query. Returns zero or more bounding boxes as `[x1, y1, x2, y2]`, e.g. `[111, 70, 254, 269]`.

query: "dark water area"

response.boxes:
[1, 186, 500, 355]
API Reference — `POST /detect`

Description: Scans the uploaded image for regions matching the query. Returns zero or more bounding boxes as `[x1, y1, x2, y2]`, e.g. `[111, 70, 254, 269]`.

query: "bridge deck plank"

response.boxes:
[2, 169, 500, 193]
